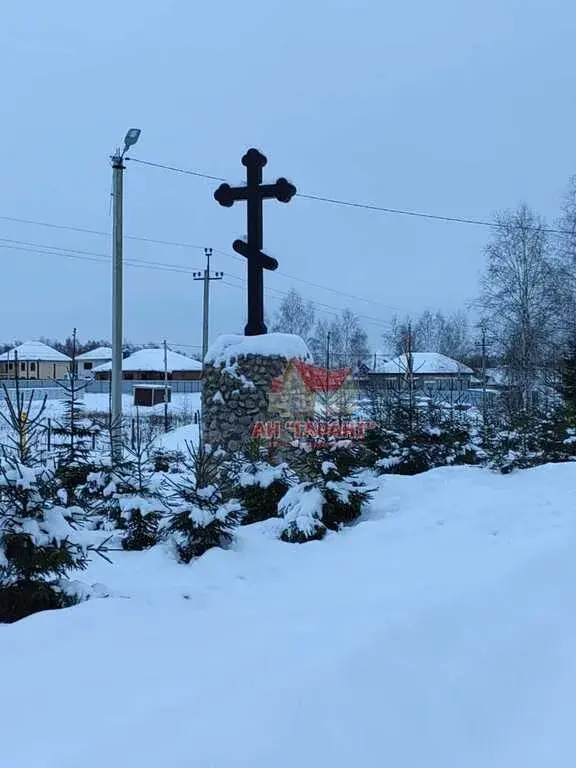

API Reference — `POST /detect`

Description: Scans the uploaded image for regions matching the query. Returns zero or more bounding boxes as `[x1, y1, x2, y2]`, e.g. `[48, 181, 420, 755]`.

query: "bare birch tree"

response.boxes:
[270, 288, 316, 342]
[385, 310, 469, 360]
[555, 176, 576, 349]
[309, 310, 369, 369]
[480, 203, 563, 408]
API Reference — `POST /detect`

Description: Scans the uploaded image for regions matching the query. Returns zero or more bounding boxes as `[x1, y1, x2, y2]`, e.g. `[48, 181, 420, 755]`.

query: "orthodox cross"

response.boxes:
[214, 148, 296, 336]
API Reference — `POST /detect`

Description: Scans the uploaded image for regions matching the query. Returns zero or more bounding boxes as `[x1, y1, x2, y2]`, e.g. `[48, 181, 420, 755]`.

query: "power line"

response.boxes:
[0, 239, 204, 274]
[0, 214, 209, 253]
[126, 157, 225, 182]
[219, 273, 390, 328]
[0, 215, 402, 312]
[127, 155, 574, 237]
[211, 247, 401, 312]
[0, 233, 391, 328]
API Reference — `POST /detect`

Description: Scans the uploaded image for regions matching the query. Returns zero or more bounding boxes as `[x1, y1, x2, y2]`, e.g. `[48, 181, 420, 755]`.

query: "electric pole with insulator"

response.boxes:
[193, 248, 223, 365]
[475, 325, 494, 430]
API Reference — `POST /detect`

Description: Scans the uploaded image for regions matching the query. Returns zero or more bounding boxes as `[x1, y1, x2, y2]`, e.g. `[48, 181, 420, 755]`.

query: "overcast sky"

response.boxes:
[0, 0, 574, 353]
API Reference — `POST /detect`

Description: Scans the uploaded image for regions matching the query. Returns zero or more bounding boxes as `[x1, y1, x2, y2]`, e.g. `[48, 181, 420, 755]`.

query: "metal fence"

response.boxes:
[0, 378, 202, 395]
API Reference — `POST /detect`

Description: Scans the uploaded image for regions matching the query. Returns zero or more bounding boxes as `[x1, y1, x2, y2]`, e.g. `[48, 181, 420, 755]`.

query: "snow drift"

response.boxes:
[1, 463, 576, 767]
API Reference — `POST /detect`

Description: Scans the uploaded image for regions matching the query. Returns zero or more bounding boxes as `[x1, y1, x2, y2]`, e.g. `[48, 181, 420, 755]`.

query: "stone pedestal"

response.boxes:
[202, 334, 313, 452]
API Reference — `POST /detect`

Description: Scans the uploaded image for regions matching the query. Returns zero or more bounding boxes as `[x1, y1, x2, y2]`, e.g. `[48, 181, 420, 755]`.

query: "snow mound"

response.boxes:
[2, 464, 576, 766]
[205, 333, 312, 366]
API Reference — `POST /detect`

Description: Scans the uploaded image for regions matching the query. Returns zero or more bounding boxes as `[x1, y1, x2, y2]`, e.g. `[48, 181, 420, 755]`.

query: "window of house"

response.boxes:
[8, 362, 13, 370]
[84, 362, 93, 370]
[30, 362, 36, 371]
[20, 362, 25, 372]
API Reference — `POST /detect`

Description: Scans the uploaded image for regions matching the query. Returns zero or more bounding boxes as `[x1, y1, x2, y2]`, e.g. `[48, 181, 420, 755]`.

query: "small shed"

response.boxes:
[134, 384, 172, 407]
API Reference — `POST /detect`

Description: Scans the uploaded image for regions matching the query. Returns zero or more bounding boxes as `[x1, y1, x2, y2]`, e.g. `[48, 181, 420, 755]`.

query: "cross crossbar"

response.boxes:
[214, 148, 296, 336]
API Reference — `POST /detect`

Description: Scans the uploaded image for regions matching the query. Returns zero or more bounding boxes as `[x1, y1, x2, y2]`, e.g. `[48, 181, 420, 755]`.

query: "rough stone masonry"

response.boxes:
[202, 334, 313, 452]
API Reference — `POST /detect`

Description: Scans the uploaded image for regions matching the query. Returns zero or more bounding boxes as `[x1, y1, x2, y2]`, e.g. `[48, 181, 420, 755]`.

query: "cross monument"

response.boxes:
[214, 148, 296, 336]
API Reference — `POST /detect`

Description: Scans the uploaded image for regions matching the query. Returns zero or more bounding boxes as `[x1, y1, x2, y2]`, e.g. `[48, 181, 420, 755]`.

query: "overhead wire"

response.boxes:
[0, 233, 391, 328]
[0, 216, 402, 312]
[6, 149, 548, 331]
[126, 156, 574, 237]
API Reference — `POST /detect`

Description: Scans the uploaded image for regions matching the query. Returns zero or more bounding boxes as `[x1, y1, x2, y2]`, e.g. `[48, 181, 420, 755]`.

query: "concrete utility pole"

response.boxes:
[163, 339, 169, 433]
[405, 322, 415, 434]
[193, 248, 223, 364]
[110, 128, 141, 464]
[475, 326, 492, 426]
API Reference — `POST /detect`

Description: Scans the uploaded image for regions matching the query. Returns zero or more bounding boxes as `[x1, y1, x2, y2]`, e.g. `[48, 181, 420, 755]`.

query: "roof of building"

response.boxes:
[0, 341, 71, 362]
[93, 347, 202, 373]
[371, 352, 474, 376]
[76, 346, 112, 361]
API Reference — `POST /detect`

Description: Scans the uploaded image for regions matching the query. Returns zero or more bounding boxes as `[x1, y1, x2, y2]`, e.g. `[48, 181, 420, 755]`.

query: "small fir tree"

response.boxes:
[278, 482, 327, 543]
[98, 412, 167, 550]
[225, 443, 294, 524]
[51, 329, 100, 505]
[163, 444, 244, 563]
[0, 457, 90, 622]
[279, 440, 374, 542]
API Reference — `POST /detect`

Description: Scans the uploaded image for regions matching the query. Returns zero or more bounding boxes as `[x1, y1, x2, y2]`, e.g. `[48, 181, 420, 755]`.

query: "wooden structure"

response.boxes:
[214, 148, 296, 336]
[133, 384, 171, 407]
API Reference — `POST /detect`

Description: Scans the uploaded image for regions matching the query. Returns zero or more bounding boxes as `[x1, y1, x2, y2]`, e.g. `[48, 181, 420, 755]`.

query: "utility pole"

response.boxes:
[193, 248, 223, 364]
[110, 128, 141, 464]
[325, 330, 331, 389]
[406, 322, 414, 433]
[163, 339, 169, 433]
[71, 327, 77, 382]
[480, 326, 487, 423]
[323, 331, 331, 423]
[475, 325, 494, 431]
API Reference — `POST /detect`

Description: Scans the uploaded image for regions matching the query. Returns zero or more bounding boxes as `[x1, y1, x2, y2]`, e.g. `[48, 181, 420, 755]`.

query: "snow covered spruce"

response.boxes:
[278, 442, 375, 543]
[161, 444, 245, 563]
[0, 460, 93, 623]
[0, 377, 108, 623]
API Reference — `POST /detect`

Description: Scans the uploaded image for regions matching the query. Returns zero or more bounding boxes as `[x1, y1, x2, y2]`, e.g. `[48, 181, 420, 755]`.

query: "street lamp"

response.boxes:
[110, 128, 141, 463]
[123, 128, 141, 154]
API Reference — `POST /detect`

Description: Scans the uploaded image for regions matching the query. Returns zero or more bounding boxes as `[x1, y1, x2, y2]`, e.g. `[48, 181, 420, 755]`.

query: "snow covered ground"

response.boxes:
[2, 463, 576, 767]
[0, 391, 201, 420]
[0, 392, 202, 456]
[52, 391, 201, 419]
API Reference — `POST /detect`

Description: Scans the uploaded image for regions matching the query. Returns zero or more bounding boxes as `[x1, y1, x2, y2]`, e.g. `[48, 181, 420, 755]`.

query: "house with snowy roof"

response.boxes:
[0, 341, 71, 380]
[76, 346, 112, 378]
[367, 352, 475, 390]
[93, 347, 202, 381]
